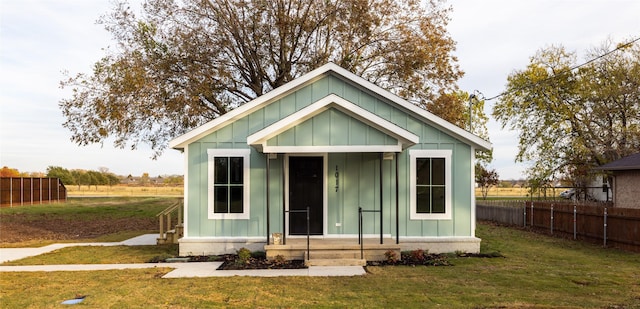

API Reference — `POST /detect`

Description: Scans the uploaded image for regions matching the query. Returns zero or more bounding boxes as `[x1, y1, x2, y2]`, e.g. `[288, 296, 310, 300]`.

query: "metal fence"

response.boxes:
[0, 177, 67, 207]
[477, 200, 640, 252]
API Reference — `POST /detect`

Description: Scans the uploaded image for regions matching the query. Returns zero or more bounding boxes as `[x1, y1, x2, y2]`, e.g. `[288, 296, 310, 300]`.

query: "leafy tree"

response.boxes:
[0, 166, 20, 177]
[46, 166, 74, 185]
[493, 39, 640, 188]
[475, 163, 499, 200]
[59, 0, 463, 157]
[140, 173, 151, 186]
[70, 170, 85, 189]
[163, 175, 184, 186]
[104, 173, 120, 187]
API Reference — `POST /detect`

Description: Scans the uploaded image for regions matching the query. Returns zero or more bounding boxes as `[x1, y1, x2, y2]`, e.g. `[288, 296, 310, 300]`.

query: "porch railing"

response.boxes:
[156, 200, 182, 244]
[358, 206, 383, 259]
[286, 207, 310, 260]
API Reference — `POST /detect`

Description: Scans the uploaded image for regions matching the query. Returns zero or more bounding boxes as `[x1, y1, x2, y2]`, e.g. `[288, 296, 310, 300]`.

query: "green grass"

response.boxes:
[0, 197, 178, 218]
[1, 223, 639, 308]
[1, 245, 178, 266]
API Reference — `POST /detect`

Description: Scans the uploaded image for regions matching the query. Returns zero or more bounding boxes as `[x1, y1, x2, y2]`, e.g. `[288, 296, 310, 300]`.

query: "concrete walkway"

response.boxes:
[0, 235, 366, 278]
[0, 234, 159, 263]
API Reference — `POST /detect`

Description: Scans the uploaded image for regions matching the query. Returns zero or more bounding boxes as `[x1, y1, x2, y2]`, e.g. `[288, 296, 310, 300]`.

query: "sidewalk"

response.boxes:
[0, 234, 158, 263]
[0, 235, 366, 278]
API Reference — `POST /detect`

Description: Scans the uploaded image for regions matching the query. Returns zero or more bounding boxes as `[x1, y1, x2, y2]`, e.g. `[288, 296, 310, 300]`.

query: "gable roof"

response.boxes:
[247, 94, 419, 153]
[169, 62, 492, 151]
[595, 152, 640, 171]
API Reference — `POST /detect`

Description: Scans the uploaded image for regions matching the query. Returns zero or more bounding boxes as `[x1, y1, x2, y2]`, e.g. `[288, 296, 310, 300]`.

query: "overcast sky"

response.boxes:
[1, 0, 639, 179]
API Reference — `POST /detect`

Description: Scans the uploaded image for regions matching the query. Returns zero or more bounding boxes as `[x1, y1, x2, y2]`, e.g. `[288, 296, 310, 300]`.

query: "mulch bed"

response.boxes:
[182, 251, 506, 270]
[216, 254, 307, 270]
[367, 250, 504, 267]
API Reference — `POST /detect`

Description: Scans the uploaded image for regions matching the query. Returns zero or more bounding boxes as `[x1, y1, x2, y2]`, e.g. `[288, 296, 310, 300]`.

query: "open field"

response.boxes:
[68, 185, 540, 199]
[475, 186, 572, 200]
[1, 197, 639, 308]
[0, 197, 179, 247]
[66, 185, 183, 197]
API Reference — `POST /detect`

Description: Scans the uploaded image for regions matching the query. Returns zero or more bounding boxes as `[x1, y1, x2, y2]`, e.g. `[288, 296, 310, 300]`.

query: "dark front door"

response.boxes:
[289, 156, 323, 235]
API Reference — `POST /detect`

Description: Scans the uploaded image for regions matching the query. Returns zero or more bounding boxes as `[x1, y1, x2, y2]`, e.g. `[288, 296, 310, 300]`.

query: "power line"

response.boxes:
[480, 36, 640, 101]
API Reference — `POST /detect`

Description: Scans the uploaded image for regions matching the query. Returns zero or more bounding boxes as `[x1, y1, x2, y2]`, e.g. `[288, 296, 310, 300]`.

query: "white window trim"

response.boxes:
[207, 149, 251, 220]
[409, 149, 452, 220]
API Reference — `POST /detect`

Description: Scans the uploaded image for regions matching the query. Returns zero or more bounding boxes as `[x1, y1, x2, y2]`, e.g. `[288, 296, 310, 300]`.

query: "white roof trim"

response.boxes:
[247, 94, 419, 152]
[261, 145, 403, 154]
[169, 62, 492, 151]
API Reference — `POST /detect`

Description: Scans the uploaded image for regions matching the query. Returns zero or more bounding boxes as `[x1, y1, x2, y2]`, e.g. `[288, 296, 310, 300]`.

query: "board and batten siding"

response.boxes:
[185, 74, 473, 238]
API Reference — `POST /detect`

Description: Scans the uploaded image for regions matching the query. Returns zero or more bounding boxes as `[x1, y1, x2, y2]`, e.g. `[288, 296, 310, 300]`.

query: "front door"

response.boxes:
[289, 156, 323, 235]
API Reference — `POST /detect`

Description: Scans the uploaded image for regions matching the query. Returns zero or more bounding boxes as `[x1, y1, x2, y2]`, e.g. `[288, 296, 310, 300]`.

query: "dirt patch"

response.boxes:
[0, 213, 156, 244]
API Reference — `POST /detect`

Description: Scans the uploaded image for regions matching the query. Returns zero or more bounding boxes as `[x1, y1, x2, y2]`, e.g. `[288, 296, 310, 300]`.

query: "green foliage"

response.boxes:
[59, 0, 462, 157]
[46, 166, 120, 189]
[493, 39, 640, 187]
[251, 251, 266, 259]
[236, 247, 252, 264]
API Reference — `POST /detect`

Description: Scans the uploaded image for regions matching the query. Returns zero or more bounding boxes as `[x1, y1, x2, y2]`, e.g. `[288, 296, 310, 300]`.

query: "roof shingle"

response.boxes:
[596, 152, 640, 170]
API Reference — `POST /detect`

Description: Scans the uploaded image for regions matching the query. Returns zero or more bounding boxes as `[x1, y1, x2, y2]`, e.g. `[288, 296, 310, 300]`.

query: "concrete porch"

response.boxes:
[264, 238, 400, 266]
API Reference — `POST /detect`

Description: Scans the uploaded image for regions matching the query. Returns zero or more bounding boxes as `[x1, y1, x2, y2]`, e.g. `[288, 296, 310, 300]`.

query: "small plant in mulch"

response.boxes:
[384, 250, 399, 263]
[216, 248, 307, 270]
[236, 247, 252, 266]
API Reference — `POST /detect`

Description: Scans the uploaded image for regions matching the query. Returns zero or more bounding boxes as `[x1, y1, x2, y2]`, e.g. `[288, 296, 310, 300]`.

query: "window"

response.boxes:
[409, 149, 452, 220]
[208, 149, 250, 219]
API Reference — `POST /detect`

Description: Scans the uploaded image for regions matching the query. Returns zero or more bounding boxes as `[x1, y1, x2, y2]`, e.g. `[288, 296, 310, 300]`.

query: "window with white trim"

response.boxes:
[409, 149, 452, 220]
[207, 149, 250, 219]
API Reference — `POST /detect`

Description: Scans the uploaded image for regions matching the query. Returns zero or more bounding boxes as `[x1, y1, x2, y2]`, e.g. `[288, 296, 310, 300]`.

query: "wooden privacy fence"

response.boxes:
[477, 201, 640, 252]
[0, 177, 67, 207]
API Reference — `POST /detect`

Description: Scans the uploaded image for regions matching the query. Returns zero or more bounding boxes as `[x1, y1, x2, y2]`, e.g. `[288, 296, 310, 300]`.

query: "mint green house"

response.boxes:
[169, 63, 491, 259]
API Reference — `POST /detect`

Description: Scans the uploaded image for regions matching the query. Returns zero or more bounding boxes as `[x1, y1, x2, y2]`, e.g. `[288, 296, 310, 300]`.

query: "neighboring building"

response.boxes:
[595, 152, 640, 209]
[169, 63, 492, 258]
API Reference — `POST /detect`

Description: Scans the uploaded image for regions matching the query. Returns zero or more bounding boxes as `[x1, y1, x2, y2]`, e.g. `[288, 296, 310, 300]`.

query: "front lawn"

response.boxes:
[1, 222, 638, 308]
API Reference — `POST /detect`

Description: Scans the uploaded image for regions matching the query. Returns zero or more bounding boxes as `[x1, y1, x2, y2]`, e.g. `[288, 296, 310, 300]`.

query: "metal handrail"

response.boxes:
[358, 207, 382, 259]
[286, 207, 310, 260]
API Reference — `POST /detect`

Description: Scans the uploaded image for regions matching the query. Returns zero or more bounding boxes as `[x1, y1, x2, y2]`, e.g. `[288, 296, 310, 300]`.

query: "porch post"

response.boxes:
[266, 154, 270, 245]
[395, 153, 399, 244]
[282, 154, 286, 245]
[379, 153, 383, 244]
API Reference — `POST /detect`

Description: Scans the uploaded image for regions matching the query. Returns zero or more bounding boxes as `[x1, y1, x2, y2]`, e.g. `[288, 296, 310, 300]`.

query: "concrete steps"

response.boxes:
[265, 238, 399, 266]
[305, 258, 366, 267]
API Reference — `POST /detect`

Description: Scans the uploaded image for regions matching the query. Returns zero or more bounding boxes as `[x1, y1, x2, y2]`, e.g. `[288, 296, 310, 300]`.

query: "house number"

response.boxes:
[335, 165, 339, 192]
